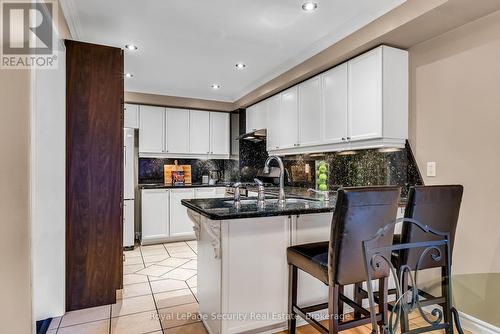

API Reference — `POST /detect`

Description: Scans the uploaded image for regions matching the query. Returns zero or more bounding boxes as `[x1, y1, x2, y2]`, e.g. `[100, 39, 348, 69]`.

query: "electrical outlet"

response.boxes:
[427, 162, 436, 177]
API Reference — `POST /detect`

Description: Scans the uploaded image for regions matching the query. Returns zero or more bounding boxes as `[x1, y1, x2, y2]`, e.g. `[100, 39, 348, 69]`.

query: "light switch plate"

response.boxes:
[427, 162, 436, 177]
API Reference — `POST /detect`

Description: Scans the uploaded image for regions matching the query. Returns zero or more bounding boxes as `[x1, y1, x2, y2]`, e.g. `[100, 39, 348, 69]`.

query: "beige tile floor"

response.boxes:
[47, 241, 202, 334]
[47, 240, 472, 334]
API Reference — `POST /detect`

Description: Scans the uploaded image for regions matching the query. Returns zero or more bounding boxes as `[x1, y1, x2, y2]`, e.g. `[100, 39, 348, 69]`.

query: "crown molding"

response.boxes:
[59, 0, 82, 39]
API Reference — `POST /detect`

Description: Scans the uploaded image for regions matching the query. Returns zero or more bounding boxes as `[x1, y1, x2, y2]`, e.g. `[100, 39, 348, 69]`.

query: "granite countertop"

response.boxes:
[182, 186, 407, 220]
[181, 196, 336, 220]
[140, 182, 230, 189]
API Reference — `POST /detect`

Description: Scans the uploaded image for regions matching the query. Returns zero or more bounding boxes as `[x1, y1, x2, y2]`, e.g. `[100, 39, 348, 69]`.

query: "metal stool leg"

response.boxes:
[378, 278, 388, 333]
[400, 270, 410, 333]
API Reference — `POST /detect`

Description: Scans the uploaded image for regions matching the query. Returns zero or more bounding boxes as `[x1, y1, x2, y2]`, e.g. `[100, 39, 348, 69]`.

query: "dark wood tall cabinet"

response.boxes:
[65, 40, 124, 311]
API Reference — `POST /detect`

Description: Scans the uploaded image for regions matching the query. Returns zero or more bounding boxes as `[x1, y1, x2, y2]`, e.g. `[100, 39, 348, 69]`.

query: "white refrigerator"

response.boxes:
[123, 128, 136, 249]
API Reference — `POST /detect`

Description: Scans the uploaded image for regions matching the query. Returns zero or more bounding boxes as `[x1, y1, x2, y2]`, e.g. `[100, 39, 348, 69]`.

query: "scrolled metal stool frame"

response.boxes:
[362, 218, 465, 334]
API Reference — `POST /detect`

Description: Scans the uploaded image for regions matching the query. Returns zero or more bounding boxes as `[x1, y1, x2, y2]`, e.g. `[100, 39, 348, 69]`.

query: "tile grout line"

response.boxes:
[146, 271, 163, 333]
[141, 245, 164, 333]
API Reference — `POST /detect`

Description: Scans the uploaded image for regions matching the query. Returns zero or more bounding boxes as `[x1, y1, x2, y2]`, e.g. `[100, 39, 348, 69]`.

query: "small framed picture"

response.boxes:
[172, 171, 185, 185]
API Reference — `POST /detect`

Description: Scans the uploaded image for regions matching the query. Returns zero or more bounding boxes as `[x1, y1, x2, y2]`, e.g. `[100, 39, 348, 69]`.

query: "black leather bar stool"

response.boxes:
[393, 185, 464, 332]
[287, 186, 401, 334]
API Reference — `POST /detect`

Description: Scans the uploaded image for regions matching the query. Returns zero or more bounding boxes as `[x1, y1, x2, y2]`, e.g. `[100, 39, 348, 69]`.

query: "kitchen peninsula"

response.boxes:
[183, 190, 405, 334]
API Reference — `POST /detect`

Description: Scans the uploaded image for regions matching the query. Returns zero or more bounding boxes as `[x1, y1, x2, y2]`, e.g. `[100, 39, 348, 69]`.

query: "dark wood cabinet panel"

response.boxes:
[65, 40, 124, 311]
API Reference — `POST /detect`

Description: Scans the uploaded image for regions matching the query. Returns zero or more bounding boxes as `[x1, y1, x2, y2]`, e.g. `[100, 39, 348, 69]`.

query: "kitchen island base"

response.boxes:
[192, 211, 365, 334]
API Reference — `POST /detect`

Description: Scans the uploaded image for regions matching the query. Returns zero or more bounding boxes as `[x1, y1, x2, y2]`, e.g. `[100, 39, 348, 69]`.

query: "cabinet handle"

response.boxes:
[342, 137, 346, 141]
[347, 137, 351, 140]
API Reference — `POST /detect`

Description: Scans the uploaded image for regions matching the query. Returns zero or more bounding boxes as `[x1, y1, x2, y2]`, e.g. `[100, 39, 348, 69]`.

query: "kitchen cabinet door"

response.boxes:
[189, 110, 211, 155]
[169, 189, 196, 238]
[279, 86, 299, 149]
[266, 94, 281, 151]
[139, 105, 165, 154]
[246, 104, 256, 133]
[348, 47, 383, 141]
[124, 103, 139, 129]
[321, 63, 348, 144]
[298, 77, 322, 147]
[210, 112, 230, 156]
[141, 189, 169, 243]
[246, 101, 266, 132]
[166, 108, 189, 154]
[195, 187, 217, 199]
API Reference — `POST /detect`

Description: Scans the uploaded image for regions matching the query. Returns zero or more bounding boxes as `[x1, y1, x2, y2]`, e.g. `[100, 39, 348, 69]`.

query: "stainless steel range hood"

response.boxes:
[236, 128, 267, 142]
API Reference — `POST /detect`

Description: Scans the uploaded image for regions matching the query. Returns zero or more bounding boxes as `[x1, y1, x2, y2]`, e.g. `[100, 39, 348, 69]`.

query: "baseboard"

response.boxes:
[421, 305, 500, 334]
[458, 311, 500, 334]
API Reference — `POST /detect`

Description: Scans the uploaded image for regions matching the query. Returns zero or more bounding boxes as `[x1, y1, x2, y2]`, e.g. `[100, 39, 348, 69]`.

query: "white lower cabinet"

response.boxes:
[142, 187, 223, 244]
[141, 189, 169, 244]
[169, 189, 196, 238]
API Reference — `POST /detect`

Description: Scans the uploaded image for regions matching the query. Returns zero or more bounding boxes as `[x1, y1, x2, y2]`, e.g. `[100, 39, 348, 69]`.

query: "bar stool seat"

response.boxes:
[287, 241, 329, 284]
[287, 186, 401, 334]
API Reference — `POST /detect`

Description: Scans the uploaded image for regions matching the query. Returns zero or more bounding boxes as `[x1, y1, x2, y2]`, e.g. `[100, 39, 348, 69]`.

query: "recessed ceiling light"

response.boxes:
[125, 73, 134, 78]
[301, 2, 318, 12]
[125, 44, 138, 51]
[235, 63, 246, 69]
[211, 84, 221, 89]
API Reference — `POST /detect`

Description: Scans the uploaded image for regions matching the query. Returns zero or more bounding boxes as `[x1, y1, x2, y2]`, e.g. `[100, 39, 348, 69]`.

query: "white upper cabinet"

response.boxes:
[321, 63, 348, 144]
[124, 103, 139, 129]
[166, 108, 189, 154]
[348, 47, 383, 141]
[139, 105, 165, 154]
[246, 101, 266, 132]
[348, 45, 408, 142]
[138, 107, 229, 158]
[279, 87, 299, 149]
[266, 94, 281, 151]
[266, 45, 408, 155]
[298, 77, 322, 147]
[189, 110, 211, 155]
[210, 112, 230, 155]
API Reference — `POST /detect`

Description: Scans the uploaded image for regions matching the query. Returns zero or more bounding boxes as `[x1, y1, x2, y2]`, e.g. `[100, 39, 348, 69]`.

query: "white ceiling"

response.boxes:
[61, 0, 405, 102]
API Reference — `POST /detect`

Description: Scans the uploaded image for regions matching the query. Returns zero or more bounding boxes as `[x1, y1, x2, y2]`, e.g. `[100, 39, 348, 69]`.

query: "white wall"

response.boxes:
[30, 31, 66, 321]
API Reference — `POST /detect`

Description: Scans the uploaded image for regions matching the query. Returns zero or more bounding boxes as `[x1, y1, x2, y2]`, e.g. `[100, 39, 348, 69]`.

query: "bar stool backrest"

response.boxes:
[329, 186, 401, 286]
[401, 185, 463, 270]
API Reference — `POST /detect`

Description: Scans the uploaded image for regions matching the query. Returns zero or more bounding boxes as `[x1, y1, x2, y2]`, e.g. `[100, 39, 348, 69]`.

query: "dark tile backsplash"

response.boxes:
[139, 158, 239, 184]
[238, 140, 423, 197]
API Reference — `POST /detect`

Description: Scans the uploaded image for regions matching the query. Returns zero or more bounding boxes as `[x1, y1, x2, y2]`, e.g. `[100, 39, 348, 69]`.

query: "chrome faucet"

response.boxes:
[264, 156, 286, 205]
[254, 178, 266, 207]
[233, 182, 242, 208]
